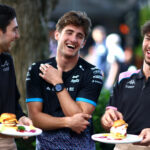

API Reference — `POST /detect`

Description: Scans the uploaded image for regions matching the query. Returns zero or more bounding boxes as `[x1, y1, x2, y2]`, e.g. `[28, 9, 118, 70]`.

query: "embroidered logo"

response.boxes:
[125, 79, 135, 88]
[1, 60, 9, 71]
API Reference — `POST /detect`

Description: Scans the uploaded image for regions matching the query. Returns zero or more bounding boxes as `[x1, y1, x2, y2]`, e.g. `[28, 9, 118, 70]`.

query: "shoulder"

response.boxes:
[78, 57, 103, 75]
[118, 69, 140, 83]
[78, 58, 103, 83]
[29, 57, 55, 71]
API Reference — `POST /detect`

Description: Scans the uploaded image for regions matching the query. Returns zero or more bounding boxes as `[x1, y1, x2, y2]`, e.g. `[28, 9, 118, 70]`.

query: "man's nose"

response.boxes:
[15, 31, 20, 39]
[71, 35, 78, 42]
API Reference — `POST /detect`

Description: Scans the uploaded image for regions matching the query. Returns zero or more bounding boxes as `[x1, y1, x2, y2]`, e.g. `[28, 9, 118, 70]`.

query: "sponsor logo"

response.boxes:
[71, 79, 79, 83]
[79, 65, 84, 71]
[1, 60, 9, 71]
[72, 75, 79, 79]
[93, 75, 103, 80]
[93, 69, 101, 74]
[46, 86, 51, 91]
[92, 80, 102, 84]
[125, 79, 135, 88]
[67, 87, 74, 91]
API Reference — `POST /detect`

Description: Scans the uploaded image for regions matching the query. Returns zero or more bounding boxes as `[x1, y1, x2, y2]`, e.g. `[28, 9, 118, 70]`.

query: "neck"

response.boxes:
[56, 53, 79, 72]
[143, 61, 150, 80]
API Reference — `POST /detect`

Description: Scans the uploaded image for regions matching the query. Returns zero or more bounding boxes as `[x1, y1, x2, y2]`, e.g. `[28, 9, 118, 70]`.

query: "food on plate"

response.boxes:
[0, 113, 38, 134]
[0, 113, 18, 130]
[109, 119, 128, 139]
[17, 125, 26, 132]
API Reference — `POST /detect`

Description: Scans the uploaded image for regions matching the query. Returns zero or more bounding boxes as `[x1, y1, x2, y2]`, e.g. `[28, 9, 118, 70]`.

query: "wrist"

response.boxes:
[64, 117, 71, 128]
[54, 83, 65, 92]
[106, 106, 117, 111]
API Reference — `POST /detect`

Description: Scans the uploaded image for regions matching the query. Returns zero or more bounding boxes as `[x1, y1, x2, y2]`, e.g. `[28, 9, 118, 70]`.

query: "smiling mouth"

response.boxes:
[66, 44, 75, 49]
[147, 50, 150, 54]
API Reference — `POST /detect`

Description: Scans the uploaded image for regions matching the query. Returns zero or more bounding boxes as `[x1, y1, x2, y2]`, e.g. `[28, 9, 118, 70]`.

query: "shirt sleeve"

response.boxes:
[26, 63, 43, 103]
[76, 67, 103, 106]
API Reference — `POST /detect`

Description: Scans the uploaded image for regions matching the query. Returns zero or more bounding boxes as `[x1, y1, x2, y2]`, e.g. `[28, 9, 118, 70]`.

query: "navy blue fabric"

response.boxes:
[0, 53, 24, 119]
[108, 69, 150, 135]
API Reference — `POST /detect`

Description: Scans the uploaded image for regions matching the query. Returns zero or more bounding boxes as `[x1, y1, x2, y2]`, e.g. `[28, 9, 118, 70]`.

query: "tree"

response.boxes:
[0, 0, 58, 112]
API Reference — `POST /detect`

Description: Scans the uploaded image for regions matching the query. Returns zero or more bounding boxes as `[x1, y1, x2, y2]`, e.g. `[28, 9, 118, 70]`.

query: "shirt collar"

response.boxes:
[137, 69, 145, 79]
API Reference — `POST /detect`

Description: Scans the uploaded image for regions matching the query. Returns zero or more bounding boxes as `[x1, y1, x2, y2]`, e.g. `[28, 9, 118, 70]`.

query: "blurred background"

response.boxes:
[0, 0, 150, 149]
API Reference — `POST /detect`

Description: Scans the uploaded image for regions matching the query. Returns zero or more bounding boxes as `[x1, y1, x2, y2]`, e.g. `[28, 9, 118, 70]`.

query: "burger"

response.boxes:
[109, 119, 128, 139]
[0, 113, 18, 130]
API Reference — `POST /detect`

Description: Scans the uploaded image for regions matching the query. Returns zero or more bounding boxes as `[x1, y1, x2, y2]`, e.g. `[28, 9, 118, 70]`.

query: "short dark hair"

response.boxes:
[141, 20, 150, 36]
[0, 4, 16, 32]
[56, 11, 92, 39]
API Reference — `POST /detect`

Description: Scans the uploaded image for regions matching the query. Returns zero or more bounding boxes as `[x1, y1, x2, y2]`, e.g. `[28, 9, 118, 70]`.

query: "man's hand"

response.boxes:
[18, 116, 33, 139]
[135, 128, 150, 146]
[67, 113, 91, 134]
[18, 116, 33, 126]
[39, 64, 63, 85]
[101, 109, 123, 130]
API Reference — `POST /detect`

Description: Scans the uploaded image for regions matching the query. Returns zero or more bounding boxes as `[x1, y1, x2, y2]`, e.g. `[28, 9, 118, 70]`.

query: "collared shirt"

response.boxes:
[108, 69, 150, 135]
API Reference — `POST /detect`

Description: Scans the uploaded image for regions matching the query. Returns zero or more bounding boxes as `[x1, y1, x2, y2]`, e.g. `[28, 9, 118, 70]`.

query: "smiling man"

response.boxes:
[0, 4, 32, 150]
[26, 11, 103, 149]
[101, 20, 150, 150]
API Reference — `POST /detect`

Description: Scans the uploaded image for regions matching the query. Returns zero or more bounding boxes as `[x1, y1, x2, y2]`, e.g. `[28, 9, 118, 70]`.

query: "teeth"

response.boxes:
[147, 50, 150, 54]
[67, 44, 75, 49]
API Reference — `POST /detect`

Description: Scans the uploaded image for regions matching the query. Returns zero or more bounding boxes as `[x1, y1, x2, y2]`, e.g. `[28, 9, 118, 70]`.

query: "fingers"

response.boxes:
[82, 113, 92, 120]
[137, 128, 150, 146]
[101, 109, 123, 127]
[39, 64, 49, 72]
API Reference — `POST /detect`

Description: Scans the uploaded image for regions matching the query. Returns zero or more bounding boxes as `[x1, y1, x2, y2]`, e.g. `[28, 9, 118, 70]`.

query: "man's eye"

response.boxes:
[78, 35, 84, 39]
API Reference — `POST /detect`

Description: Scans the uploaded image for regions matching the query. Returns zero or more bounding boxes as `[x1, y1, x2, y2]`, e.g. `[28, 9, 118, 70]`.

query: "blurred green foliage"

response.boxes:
[93, 88, 115, 150]
[16, 137, 35, 150]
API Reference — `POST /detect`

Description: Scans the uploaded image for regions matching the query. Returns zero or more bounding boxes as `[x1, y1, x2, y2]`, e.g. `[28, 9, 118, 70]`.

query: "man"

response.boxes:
[26, 11, 103, 149]
[0, 4, 32, 150]
[101, 20, 150, 150]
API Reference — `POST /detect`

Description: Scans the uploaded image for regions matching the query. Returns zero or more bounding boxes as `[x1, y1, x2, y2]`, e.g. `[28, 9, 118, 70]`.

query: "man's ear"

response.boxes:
[81, 40, 86, 48]
[54, 30, 59, 40]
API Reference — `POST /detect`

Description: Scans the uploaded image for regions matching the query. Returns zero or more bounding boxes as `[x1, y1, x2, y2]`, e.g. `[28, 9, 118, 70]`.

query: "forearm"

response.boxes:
[56, 88, 83, 116]
[29, 111, 69, 130]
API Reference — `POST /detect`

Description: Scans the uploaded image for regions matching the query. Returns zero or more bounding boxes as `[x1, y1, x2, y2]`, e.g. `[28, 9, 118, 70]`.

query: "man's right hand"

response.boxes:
[101, 109, 123, 130]
[67, 113, 91, 134]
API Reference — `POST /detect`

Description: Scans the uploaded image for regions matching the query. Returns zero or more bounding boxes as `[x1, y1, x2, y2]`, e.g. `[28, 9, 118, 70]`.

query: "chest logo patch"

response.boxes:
[125, 79, 135, 88]
[1, 60, 9, 72]
[71, 75, 80, 83]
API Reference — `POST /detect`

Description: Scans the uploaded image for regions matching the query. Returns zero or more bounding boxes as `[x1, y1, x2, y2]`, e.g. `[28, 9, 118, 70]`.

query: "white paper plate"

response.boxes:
[91, 133, 143, 144]
[0, 124, 42, 137]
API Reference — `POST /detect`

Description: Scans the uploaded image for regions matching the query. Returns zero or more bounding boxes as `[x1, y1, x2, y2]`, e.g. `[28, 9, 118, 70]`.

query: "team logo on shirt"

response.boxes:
[1, 60, 9, 71]
[79, 65, 84, 71]
[125, 79, 135, 88]
[71, 75, 80, 83]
